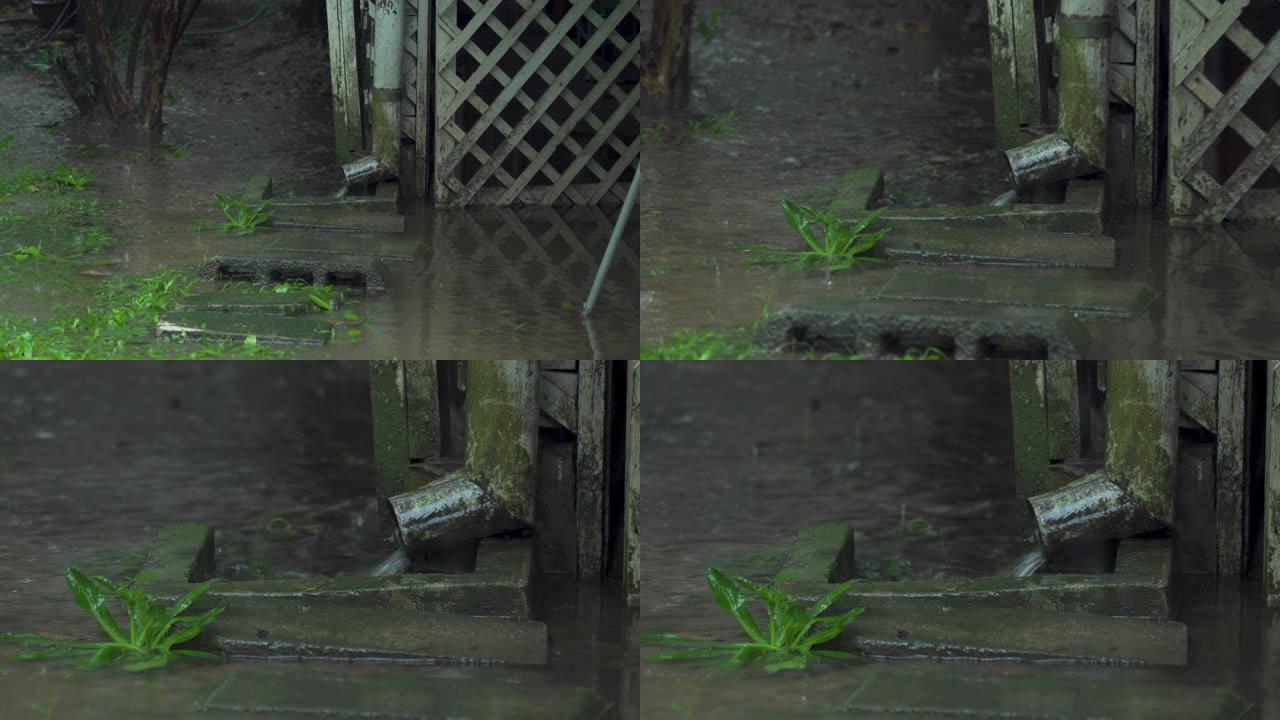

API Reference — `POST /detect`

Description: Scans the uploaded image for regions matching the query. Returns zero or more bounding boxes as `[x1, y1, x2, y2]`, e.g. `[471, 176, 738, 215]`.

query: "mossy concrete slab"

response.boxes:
[272, 205, 405, 233]
[874, 268, 1153, 319]
[199, 251, 390, 294]
[842, 666, 1248, 718]
[783, 538, 1172, 619]
[136, 522, 215, 583]
[756, 298, 1088, 360]
[141, 529, 531, 619]
[773, 523, 856, 584]
[836, 603, 1187, 665]
[156, 311, 334, 347]
[880, 180, 1104, 235]
[171, 289, 336, 316]
[197, 667, 611, 719]
[880, 227, 1115, 268]
[222, 233, 419, 263]
[828, 168, 884, 215]
[208, 604, 548, 665]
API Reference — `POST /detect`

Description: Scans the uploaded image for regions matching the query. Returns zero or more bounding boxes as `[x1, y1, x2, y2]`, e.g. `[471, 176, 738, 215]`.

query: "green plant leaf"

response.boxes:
[706, 567, 767, 645]
[65, 568, 127, 645]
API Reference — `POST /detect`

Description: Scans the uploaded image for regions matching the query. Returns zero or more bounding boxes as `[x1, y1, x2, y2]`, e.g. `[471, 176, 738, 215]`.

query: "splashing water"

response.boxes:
[990, 189, 1017, 207]
[1011, 548, 1048, 578]
[372, 548, 409, 577]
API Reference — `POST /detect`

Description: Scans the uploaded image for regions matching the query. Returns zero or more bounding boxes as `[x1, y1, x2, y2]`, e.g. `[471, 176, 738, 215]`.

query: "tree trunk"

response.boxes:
[137, 0, 186, 135]
[645, 0, 695, 99]
[80, 0, 139, 124]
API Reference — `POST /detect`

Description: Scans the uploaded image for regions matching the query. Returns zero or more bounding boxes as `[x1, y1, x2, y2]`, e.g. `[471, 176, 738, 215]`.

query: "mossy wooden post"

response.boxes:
[577, 361, 609, 576]
[370, 360, 409, 499]
[1105, 361, 1178, 526]
[466, 362, 539, 525]
[625, 360, 640, 605]
[1045, 360, 1081, 461]
[1217, 361, 1248, 578]
[326, 0, 363, 166]
[647, 0, 696, 101]
[1009, 361, 1050, 498]
[1266, 362, 1280, 606]
[986, 0, 1047, 149]
[404, 361, 441, 463]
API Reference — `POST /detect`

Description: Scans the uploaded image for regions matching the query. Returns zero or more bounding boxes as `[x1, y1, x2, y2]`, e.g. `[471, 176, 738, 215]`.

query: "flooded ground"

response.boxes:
[639, 0, 1280, 358]
[639, 362, 1277, 718]
[0, 3, 636, 359]
[0, 363, 635, 718]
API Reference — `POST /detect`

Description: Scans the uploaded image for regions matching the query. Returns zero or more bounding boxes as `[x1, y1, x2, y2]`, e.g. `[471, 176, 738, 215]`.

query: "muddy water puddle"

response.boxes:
[641, 0, 1280, 357]
[639, 362, 1277, 718]
[0, 363, 635, 719]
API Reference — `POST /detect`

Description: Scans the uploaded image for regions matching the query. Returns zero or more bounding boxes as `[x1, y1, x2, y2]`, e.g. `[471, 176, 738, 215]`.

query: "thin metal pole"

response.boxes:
[583, 163, 641, 316]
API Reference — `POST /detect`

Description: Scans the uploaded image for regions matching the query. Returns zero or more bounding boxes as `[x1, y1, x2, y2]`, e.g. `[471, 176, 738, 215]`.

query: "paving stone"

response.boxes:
[874, 268, 1153, 319]
[140, 527, 531, 619]
[880, 180, 1104, 235]
[836, 603, 1187, 666]
[171, 288, 336, 316]
[783, 538, 1172, 619]
[199, 251, 390, 293]
[196, 667, 611, 719]
[828, 168, 884, 216]
[773, 523, 857, 584]
[222, 233, 419, 262]
[273, 205, 405, 233]
[208, 604, 548, 665]
[841, 666, 1249, 718]
[156, 311, 334, 346]
[879, 227, 1116, 268]
[756, 298, 1089, 359]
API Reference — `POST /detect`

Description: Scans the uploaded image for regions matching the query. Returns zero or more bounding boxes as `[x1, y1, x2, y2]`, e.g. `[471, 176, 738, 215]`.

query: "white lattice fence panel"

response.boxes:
[1169, 0, 1280, 223]
[434, 0, 641, 207]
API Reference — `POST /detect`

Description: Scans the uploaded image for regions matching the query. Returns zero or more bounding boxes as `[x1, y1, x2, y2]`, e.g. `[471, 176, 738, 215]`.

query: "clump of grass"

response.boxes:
[2, 567, 224, 672]
[212, 193, 274, 235]
[641, 328, 760, 360]
[690, 108, 737, 139]
[698, 8, 724, 42]
[643, 567, 863, 672]
[743, 200, 887, 276]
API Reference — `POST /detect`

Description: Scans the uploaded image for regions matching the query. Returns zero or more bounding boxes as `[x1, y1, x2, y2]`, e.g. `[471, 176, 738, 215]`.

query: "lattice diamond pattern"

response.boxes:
[434, 0, 641, 207]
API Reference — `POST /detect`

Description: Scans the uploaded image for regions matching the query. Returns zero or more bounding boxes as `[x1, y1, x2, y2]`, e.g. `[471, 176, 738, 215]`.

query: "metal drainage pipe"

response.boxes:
[1025, 472, 1163, 551]
[386, 473, 524, 551]
[341, 0, 404, 187]
[1004, 0, 1111, 191]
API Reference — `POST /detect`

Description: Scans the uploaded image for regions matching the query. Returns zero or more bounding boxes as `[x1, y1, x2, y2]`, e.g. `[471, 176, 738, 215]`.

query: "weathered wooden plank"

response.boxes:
[1009, 361, 1050, 498]
[325, 0, 362, 165]
[539, 369, 578, 433]
[1010, 0, 1044, 125]
[534, 441, 577, 574]
[1045, 360, 1081, 462]
[1266, 362, 1280, 606]
[1179, 370, 1218, 431]
[1168, 0, 1208, 215]
[415, 0, 431, 198]
[1199, 114, 1280, 222]
[1134, 0, 1157, 204]
[1170, 0, 1248, 87]
[369, 361, 409, 498]
[576, 361, 609, 576]
[986, 0, 1022, 149]
[1217, 361, 1247, 578]
[625, 360, 640, 606]
[1175, 441, 1217, 574]
[404, 361, 441, 463]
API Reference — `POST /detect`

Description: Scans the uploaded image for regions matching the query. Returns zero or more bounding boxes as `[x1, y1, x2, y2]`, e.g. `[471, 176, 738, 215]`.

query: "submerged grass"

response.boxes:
[2, 567, 223, 672]
[643, 567, 863, 672]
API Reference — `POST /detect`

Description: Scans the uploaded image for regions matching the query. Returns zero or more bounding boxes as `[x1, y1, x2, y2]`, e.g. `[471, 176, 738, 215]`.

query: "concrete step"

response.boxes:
[879, 227, 1116, 268]
[199, 251, 390, 294]
[222, 233, 420, 263]
[156, 311, 335, 346]
[208, 604, 548, 665]
[874, 267, 1153, 319]
[756, 298, 1090, 359]
[195, 667, 611, 719]
[171, 288, 339, 316]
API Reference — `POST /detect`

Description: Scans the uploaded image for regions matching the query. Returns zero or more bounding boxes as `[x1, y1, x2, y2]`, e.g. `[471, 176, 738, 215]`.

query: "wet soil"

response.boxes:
[0, 363, 635, 718]
[639, 362, 1278, 718]
[0, 2, 637, 359]
[639, 0, 1280, 358]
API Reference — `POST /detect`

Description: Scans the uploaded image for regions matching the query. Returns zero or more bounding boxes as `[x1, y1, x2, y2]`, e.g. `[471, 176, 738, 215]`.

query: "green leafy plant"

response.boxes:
[212, 193, 274, 235]
[50, 165, 97, 192]
[698, 9, 724, 42]
[743, 201, 888, 275]
[642, 567, 864, 672]
[2, 567, 224, 671]
[690, 108, 736, 139]
[0, 134, 13, 152]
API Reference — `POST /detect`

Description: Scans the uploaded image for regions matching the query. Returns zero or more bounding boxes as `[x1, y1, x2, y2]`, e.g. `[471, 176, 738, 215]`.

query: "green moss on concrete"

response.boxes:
[827, 168, 884, 216]
[137, 523, 215, 584]
[370, 360, 410, 498]
[1009, 361, 1051, 498]
[773, 523, 856, 584]
[1105, 362, 1177, 524]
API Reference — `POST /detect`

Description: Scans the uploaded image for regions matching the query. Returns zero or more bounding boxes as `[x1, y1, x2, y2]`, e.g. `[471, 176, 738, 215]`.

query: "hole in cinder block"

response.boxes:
[269, 269, 316, 285]
[216, 266, 257, 282]
[978, 336, 1050, 360]
[880, 333, 957, 359]
[325, 271, 367, 288]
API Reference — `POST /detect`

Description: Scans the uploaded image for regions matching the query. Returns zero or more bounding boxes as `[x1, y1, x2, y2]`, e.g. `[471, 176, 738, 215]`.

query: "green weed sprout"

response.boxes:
[212, 193, 274, 235]
[2, 567, 224, 672]
[743, 200, 888, 275]
[643, 567, 863, 673]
